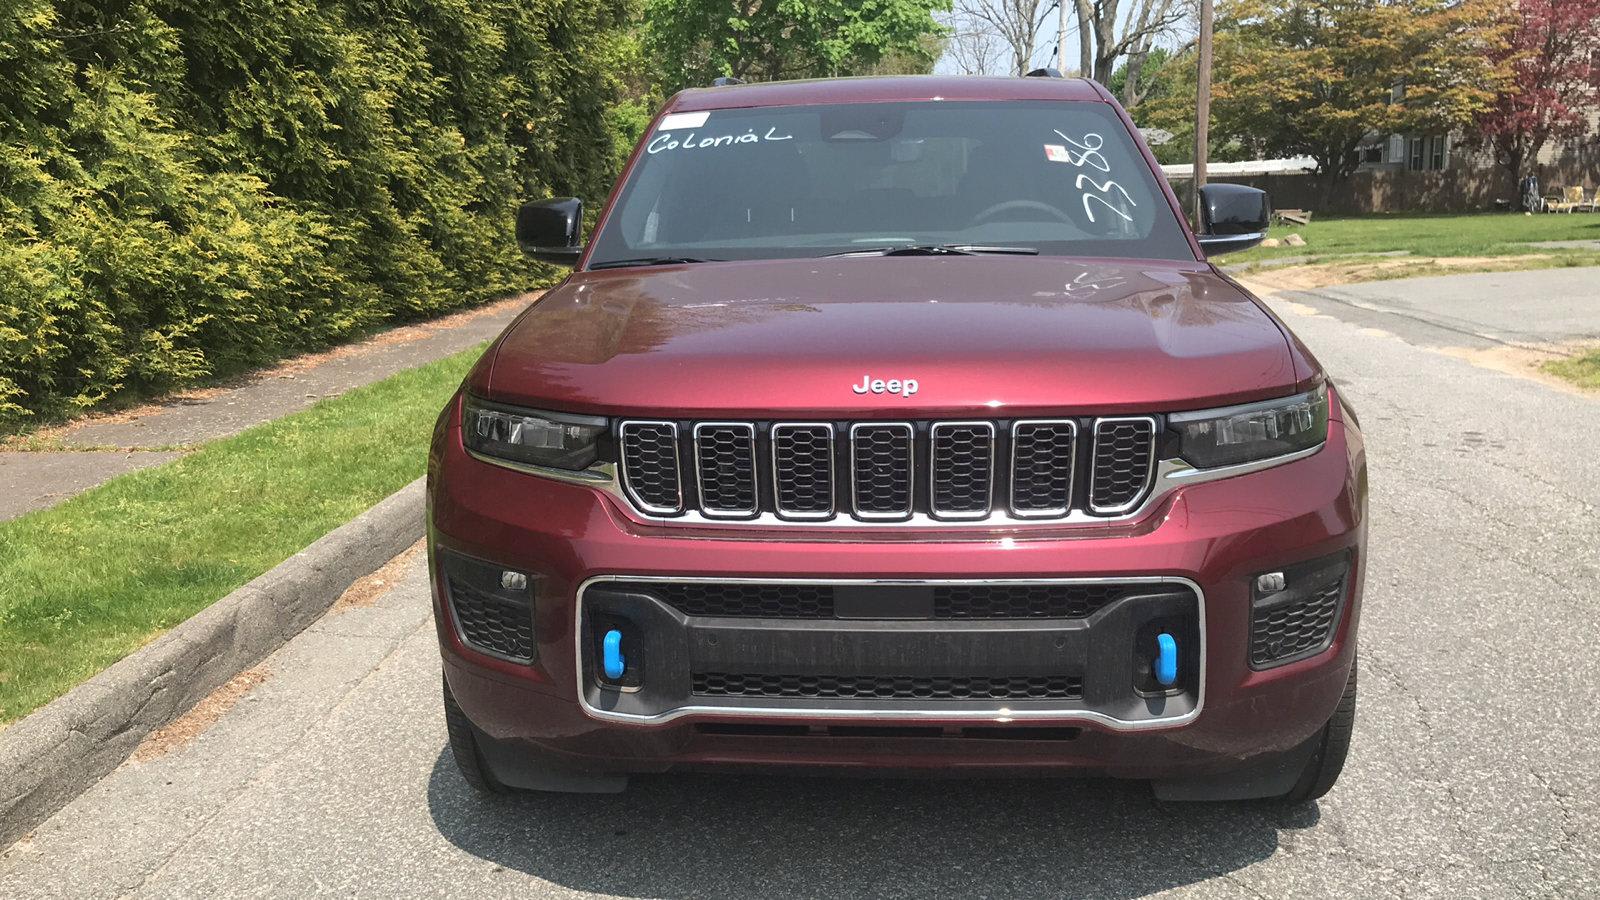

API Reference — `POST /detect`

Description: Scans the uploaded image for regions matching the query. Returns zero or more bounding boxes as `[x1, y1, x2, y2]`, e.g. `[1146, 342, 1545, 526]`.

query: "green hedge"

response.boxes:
[0, 0, 628, 427]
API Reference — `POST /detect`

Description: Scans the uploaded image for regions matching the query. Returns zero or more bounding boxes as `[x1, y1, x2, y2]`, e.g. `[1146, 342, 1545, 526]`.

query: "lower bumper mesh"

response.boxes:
[693, 672, 1084, 701]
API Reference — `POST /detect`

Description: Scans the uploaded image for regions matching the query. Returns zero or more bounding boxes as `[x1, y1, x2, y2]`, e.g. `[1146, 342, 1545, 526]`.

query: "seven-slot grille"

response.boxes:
[616, 417, 1157, 523]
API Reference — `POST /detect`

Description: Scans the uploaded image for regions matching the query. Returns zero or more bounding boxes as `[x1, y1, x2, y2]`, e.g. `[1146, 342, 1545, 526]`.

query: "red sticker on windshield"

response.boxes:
[1044, 144, 1071, 162]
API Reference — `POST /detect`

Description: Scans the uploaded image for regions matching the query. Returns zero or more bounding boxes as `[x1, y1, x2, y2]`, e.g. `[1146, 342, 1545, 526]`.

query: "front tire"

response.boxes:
[1275, 658, 1357, 804]
[443, 675, 512, 795]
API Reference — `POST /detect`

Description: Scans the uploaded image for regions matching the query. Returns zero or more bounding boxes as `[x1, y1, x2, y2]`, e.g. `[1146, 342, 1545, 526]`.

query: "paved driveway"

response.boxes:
[1275, 266, 1600, 350]
[3, 278, 1599, 898]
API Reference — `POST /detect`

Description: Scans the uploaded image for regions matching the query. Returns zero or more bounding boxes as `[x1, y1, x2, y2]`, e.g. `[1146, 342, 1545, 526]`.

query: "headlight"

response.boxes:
[1169, 384, 1328, 469]
[462, 396, 607, 470]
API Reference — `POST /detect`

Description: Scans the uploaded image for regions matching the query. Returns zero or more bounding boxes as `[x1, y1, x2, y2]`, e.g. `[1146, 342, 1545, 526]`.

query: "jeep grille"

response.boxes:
[617, 417, 1158, 524]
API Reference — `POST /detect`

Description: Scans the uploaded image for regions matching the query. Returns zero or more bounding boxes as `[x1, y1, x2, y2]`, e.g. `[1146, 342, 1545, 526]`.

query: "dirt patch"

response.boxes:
[329, 539, 425, 614]
[1438, 341, 1600, 397]
[1234, 256, 1555, 292]
[132, 668, 270, 762]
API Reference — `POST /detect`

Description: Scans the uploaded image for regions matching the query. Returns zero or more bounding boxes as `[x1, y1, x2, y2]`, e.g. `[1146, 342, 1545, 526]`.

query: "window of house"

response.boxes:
[1364, 146, 1382, 164]
[1429, 136, 1446, 170]
[1409, 138, 1424, 171]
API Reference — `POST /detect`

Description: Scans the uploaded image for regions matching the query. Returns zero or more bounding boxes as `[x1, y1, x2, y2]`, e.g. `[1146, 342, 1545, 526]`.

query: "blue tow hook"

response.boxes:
[602, 629, 626, 680]
[1154, 633, 1178, 687]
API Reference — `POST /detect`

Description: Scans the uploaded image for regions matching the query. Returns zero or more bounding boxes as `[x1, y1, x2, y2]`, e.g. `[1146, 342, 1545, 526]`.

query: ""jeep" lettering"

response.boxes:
[851, 375, 919, 398]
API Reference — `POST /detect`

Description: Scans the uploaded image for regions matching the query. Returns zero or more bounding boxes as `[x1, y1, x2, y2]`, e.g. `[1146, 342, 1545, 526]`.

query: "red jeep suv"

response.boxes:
[428, 75, 1366, 803]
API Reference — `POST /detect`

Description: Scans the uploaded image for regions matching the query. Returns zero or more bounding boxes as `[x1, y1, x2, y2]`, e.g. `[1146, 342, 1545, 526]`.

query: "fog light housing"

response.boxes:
[1249, 552, 1350, 669]
[438, 549, 538, 663]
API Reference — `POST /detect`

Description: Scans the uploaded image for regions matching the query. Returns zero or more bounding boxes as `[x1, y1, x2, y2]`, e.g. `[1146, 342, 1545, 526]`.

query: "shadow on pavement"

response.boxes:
[425, 749, 1316, 898]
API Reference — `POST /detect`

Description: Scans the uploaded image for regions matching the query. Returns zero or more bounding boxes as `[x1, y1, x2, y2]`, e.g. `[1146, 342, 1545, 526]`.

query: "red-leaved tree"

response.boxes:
[1476, 0, 1600, 187]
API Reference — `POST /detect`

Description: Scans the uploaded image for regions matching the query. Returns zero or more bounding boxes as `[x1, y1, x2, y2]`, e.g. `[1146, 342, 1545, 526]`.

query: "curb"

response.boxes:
[0, 477, 426, 848]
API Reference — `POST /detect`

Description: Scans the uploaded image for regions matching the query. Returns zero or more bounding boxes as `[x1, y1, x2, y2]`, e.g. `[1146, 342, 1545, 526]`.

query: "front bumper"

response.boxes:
[428, 395, 1366, 781]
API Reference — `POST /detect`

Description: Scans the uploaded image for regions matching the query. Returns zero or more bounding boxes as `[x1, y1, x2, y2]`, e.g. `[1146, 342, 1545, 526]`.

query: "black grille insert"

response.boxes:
[850, 424, 914, 517]
[619, 421, 682, 513]
[930, 422, 995, 517]
[694, 423, 758, 515]
[1090, 418, 1156, 512]
[771, 424, 834, 517]
[693, 672, 1084, 700]
[1011, 420, 1077, 515]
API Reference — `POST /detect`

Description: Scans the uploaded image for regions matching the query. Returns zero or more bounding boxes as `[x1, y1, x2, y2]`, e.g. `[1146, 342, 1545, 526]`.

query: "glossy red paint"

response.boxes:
[434, 75, 1367, 790]
[481, 257, 1311, 418]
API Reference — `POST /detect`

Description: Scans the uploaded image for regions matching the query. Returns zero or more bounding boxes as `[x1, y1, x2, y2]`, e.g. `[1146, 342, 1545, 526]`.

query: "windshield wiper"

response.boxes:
[588, 256, 719, 270]
[825, 244, 1040, 258]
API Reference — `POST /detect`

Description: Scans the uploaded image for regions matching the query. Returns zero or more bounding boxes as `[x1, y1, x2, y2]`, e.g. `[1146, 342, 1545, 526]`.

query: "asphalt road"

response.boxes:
[3, 273, 1599, 898]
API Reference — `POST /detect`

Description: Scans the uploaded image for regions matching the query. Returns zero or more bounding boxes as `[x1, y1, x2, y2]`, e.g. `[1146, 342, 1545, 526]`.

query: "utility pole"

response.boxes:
[1193, 0, 1213, 227]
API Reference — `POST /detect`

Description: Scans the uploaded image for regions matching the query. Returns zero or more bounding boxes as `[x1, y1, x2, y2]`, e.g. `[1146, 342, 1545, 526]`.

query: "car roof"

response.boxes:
[669, 75, 1110, 112]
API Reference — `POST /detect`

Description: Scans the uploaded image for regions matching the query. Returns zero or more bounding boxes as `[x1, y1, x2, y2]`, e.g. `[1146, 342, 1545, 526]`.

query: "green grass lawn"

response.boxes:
[1545, 349, 1600, 390]
[0, 346, 481, 725]
[1216, 211, 1600, 266]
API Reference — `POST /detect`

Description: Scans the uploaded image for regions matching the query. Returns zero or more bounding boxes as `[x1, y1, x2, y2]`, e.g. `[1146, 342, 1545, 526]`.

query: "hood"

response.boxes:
[483, 256, 1304, 417]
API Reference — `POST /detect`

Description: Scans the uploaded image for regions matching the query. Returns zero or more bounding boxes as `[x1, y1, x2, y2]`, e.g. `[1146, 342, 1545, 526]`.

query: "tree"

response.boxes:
[1125, 45, 1259, 165]
[643, 0, 950, 92]
[1473, 0, 1600, 187]
[1205, 0, 1510, 179]
[941, 7, 1010, 74]
[960, 0, 1052, 75]
[1108, 44, 1176, 108]
[1073, 0, 1189, 85]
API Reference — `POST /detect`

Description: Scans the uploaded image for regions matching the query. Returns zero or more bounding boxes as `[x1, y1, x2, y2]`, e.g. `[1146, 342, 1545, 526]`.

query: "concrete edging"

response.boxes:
[0, 477, 426, 848]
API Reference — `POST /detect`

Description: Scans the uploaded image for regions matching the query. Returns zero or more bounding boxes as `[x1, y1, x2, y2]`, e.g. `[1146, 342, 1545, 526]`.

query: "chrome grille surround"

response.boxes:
[617, 420, 683, 514]
[849, 422, 915, 520]
[1009, 419, 1077, 518]
[770, 423, 836, 519]
[928, 421, 996, 520]
[1088, 416, 1158, 515]
[692, 422, 758, 517]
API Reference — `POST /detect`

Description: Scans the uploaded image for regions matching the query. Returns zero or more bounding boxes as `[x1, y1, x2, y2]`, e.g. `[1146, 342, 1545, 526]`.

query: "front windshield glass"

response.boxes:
[586, 100, 1195, 266]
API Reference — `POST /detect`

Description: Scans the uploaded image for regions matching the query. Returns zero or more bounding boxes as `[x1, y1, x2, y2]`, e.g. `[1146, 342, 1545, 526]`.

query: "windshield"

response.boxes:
[586, 100, 1194, 267]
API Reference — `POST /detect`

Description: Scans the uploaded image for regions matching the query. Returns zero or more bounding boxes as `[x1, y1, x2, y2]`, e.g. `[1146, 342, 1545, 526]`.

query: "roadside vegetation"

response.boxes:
[1545, 349, 1600, 390]
[1, 1, 949, 433]
[1215, 213, 1600, 275]
[0, 346, 479, 725]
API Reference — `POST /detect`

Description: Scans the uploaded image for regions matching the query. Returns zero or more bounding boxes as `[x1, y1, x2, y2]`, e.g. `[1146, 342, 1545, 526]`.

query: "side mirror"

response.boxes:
[1196, 184, 1270, 257]
[516, 197, 584, 265]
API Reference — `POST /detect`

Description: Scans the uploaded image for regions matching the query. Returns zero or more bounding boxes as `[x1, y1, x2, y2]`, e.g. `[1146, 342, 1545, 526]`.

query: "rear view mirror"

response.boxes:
[1196, 184, 1270, 257]
[516, 198, 584, 265]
